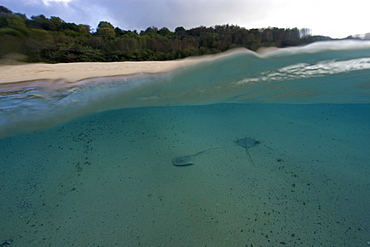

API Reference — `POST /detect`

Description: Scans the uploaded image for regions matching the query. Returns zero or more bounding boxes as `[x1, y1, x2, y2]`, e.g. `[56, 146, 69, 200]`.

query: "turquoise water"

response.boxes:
[1, 41, 370, 246]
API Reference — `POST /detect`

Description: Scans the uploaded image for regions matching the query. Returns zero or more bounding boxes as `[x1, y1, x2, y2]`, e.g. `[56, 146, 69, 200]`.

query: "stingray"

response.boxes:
[234, 136, 260, 165]
[172, 147, 222, 166]
[172, 136, 260, 166]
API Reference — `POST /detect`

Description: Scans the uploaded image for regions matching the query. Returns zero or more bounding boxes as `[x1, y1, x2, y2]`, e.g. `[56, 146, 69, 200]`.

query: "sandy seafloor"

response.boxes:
[0, 102, 369, 246]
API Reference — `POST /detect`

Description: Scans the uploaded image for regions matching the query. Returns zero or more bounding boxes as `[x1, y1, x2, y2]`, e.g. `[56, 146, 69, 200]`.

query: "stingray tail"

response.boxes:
[244, 148, 255, 166]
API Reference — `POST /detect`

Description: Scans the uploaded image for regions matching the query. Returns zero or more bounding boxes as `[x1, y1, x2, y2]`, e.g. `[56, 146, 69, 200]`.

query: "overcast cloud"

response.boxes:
[2, 0, 369, 38]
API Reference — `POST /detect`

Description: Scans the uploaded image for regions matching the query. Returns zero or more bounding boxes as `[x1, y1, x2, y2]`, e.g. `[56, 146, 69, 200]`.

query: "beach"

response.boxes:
[0, 53, 222, 84]
[0, 60, 192, 84]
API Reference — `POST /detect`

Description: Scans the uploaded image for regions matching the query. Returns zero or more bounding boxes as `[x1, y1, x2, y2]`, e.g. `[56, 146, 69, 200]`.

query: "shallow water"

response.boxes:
[1, 41, 370, 246]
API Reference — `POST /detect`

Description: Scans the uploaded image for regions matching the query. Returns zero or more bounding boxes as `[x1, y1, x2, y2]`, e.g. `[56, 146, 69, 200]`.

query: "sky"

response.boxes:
[2, 0, 369, 38]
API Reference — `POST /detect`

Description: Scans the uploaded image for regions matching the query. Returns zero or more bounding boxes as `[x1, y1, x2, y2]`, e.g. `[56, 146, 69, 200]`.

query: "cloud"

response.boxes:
[42, 0, 74, 6]
[75, 0, 275, 31]
[1, 0, 369, 37]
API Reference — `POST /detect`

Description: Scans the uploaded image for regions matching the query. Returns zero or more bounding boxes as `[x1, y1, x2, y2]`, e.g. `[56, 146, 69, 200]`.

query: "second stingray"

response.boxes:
[233, 136, 260, 165]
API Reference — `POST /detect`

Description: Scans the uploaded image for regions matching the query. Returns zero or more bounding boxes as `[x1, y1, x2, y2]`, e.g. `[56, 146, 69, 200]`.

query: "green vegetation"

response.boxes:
[0, 5, 333, 63]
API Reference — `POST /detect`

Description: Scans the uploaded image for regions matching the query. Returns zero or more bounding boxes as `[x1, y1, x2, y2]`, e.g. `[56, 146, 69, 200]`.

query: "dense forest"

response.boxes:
[0, 5, 334, 63]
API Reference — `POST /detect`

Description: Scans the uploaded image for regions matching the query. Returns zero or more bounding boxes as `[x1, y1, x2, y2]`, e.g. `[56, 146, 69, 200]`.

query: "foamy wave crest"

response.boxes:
[1, 40, 370, 137]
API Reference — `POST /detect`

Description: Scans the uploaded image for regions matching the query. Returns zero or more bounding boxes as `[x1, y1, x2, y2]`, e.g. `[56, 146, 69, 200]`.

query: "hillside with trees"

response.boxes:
[0, 5, 333, 63]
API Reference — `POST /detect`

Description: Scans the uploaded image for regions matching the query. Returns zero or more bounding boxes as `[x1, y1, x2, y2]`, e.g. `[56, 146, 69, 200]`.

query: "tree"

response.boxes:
[299, 28, 311, 38]
[96, 21, 115, 39]
[142, 26, 158, 36]
[175, 26, 185, 32]
[158, 27, 172, 36]
[0, 6, 12, 15]
[29, 15, 50, 29]
[97, 21, 114, 30]
[49, 16, 63, 31]
[78, 24, 90, 34]
[114, 27, 125, 36]
[62, 22, 79, 31]
[0, 13, 28, 36]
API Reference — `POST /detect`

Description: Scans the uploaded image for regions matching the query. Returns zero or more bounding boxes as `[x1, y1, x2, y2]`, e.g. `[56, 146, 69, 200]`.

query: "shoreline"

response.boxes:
[0, 59, 201, 84]
[1, 41, 370, 85]
[0, 48, 250, 84]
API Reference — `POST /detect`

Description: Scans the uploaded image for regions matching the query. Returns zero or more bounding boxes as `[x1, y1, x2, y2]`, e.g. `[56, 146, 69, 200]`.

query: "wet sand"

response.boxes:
[0, 103, 369, 246]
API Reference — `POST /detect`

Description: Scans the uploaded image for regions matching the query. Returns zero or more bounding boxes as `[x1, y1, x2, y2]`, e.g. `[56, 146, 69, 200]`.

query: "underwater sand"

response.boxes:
[1, 103, 369, 246]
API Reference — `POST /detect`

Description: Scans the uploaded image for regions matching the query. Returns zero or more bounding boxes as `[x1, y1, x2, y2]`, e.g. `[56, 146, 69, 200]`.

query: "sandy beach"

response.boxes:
[0, 49, 251, 84]
[0, 60, 197, 84]
[0, 59, 200, 84]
